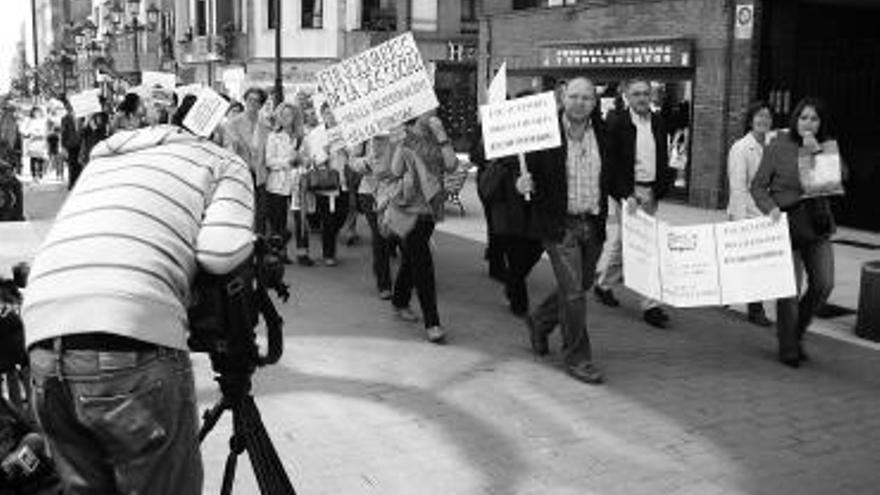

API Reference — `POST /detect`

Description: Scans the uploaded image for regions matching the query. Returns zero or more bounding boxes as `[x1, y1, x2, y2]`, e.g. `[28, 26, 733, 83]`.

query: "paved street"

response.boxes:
[4, 178, 880, 495]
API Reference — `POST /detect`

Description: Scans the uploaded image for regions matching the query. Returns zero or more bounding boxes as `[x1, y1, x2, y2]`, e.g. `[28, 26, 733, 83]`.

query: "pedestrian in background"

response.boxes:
[265, 102, 302, 264]
[472, 123, 508, 283]
[0, 103, 22, 175]
[727, 100, 774, 327]
[595, 78, 673, 329]
[79, 111, 109, 168]
[225, 87, 272, 234]
[517, 78, 614, 385]
[382, 113, 460, 344]
[23, 107, 49, 182]
[60, 98, 82, 190]
[751, 97, 839, 368]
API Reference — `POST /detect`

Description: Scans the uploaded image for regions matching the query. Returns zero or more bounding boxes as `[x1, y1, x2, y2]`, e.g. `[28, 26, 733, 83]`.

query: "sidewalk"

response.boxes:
[436, 176, 880, 352]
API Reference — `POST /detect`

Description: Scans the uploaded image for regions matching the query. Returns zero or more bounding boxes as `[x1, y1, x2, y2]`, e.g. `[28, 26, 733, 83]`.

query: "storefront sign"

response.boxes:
[735, 3, 755, 40]
[622, 213, 797, 307]
[316, 32, 438, 147]
[542, 39, 693, 69]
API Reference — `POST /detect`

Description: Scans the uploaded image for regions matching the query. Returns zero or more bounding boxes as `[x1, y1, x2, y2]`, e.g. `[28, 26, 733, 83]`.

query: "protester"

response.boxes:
[0, 103, 22, 175]
[59, 98, 82, 190]
[350, 134, 396, 299]
[0, 159, 23, 221]
[21, 96, 254, 494]
[225, 87, 272, 234]
[516, 78, 614, 384]
[45, 119, 62, 181]
[22, 107, 49, 182]
[727, 101, 774, 327]
[594, 78, 672, 329]
[110, 92, 146, 133]
[472, 123, 508, 283]
[751, 97, 839, 368]
[265, 102, 302, 264]
[379, 112, 459, 344]
[302, 104, 349, 266]
[79, 111, 109, 168]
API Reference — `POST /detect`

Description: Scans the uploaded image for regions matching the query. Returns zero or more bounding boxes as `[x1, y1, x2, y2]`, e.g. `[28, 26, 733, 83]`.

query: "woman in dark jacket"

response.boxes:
[478, 154, 543, 317]
[751, 97, 839, 368]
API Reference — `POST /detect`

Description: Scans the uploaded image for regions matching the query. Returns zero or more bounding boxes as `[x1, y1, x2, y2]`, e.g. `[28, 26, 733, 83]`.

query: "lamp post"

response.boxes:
[110, 0, 159, 84]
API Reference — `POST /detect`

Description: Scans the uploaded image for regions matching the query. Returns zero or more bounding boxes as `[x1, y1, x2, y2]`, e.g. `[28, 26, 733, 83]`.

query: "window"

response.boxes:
[196, 0, 207, 36]
[302, 0, 324, 29]
[461, 0, 476, 22]
[513, 0, 539, 10]
[362, 0, 397, 31]
[267, 0, 277, 30]
[411, 0, 437, 31]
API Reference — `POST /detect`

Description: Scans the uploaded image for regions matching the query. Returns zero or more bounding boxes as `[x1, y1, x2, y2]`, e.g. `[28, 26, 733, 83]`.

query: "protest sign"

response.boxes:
[622, 214, 797, 307]
[316, 32, 438, 147]
[479, 91, 561, 160]
[182, 87, 230, 137]
[141, 71, 177, 90]
[658, 222, 720, 307]
[799, 141, 844, 198]
[716, 215, 797, 304]
[622, 209, 662, 302]
[487, 62, 507, 104]
[68, 89, 102, 118]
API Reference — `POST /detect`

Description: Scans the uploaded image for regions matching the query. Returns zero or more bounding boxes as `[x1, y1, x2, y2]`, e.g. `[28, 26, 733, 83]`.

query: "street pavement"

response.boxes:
[4, 176, 880, 494]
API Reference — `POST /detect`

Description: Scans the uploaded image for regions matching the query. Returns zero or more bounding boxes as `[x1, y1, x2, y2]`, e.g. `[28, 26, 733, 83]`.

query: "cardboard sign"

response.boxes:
[622, 214, 797, 307]
[487, 62, 507, 104]
[799, 141, 845, 198]
[68, 89, 103, 118]
[479, 91, 561, 160]
[182, 87, 230, 137]
[141, 71, 178, 90]
[316, 32, 439, 147]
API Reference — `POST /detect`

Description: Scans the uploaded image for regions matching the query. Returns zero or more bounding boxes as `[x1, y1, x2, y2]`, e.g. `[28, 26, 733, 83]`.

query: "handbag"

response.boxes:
[304, 167, 341, 193]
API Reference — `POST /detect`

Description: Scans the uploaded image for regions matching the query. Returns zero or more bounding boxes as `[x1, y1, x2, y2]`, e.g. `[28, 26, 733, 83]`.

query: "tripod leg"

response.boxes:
[199, 398, 229, 443]
[238, 396, 297, 495]
[220, 434, 246, 495]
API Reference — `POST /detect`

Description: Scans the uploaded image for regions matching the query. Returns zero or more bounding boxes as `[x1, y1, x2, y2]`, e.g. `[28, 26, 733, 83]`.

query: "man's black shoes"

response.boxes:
[594, 287, 620, 307]
[525, 315, 549, 356]
[566, 363, 604, 385]
[643, 307, 669, 328]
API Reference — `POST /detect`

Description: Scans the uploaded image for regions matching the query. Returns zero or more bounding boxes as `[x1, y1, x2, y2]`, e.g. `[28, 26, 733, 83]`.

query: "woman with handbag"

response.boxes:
[382, 113, 460, 344]
[265, 103, 303, 264]
[751, 97, 840, 368]
[727, 101, 774, 327]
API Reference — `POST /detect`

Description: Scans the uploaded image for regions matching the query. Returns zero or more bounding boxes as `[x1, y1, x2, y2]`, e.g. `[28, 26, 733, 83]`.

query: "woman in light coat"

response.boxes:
[265, 102, 304, 264]
[727, 101, 773, 326]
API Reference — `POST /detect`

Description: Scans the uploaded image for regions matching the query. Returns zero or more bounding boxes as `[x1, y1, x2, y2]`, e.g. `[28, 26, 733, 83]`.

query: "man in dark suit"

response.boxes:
[516, 78, 618, 385]
[594, 78, 673, 328]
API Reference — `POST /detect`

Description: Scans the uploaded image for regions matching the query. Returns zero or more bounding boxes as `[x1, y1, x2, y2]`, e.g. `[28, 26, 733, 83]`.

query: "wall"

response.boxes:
[481, 0, 759, 209]
[250, 0, 340, 60]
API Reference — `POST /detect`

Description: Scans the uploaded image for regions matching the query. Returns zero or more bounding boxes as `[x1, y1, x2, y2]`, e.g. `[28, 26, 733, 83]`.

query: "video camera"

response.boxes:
[187, 234, 290, 375]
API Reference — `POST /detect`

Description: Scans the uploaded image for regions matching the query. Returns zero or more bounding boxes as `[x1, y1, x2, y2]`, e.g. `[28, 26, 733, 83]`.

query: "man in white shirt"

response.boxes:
[597, 78, 672, 328]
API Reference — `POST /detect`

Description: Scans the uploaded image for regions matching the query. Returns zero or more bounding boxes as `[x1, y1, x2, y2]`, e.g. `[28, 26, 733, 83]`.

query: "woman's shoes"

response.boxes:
[394, 306, 420, 323]
[780, 357, 800, 369]
[426, 326, 447, 344]
[323, 258, 338, 267]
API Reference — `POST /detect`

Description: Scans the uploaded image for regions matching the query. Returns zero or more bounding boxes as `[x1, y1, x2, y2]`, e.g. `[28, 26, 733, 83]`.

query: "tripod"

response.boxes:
[198, 369, 297, 495]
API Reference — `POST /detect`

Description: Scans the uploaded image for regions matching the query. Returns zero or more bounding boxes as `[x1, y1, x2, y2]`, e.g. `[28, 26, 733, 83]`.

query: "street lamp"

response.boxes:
[110, 0, 157, 84]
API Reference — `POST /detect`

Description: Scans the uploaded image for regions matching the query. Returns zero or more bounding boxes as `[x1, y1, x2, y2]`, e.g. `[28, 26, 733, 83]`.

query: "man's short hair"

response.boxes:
[242, 87, 268, 105]
[565, 77, 597, 95]
[626, 78, 651, 92]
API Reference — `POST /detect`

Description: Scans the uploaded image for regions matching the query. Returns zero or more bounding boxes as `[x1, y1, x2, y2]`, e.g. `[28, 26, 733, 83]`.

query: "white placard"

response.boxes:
[622, 209, 662, 302]
[622, 213, 798, 307]
[487, 62, 507, 104]
[316, 32, 439, 147]
[735, 3, 755, 40]
[182, 87, 230, 137]
[658, 222, 721, 307]
[141, 71, 178, 90]
[68, 89, 102, 118]
[479, 91, 561, 160]
[716, 215, 797, 305]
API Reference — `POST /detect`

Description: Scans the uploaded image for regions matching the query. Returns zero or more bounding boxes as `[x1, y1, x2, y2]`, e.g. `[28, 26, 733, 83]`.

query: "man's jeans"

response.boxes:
[29, 346, 203, 495]
[531, 217, 603, 367]
[777, 238, 835, 360]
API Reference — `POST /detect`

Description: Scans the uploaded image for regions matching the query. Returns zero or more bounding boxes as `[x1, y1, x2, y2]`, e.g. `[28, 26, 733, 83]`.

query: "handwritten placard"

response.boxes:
[182, 87, 230, 137]
[68, 89, 103, 118]
[479, 91, 561, 160]
[316, 32, 439, 147]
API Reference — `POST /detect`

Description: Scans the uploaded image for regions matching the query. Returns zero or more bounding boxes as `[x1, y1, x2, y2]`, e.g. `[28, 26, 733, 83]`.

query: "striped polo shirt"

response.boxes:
[22, 125, 256, 350]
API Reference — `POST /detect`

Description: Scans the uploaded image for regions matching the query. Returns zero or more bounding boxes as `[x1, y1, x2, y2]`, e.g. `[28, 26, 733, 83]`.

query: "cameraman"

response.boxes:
[20, 96, 255, 495]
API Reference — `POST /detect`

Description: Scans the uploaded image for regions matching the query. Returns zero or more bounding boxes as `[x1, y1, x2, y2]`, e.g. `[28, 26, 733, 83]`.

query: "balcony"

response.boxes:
[179, 36, 223, 65]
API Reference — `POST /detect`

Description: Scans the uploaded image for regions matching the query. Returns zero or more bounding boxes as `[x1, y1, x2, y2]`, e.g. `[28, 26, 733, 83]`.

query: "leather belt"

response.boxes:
[30, 332, 158, 352]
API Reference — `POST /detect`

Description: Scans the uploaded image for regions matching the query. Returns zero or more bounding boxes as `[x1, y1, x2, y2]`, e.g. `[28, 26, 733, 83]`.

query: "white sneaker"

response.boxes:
[426, 326, 446, 344]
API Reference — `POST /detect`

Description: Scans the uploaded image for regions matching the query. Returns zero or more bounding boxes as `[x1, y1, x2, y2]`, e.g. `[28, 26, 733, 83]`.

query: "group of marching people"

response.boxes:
[224, 87, 462, 344]
[475, 77, 840, 384]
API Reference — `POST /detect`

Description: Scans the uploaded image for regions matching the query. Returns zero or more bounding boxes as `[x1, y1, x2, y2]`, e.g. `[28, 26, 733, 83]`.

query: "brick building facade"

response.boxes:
[479, 0, 760, 209]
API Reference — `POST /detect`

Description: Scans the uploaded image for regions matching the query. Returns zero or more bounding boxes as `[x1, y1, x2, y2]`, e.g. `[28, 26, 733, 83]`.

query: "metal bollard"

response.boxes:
[855, 261, 880, 342]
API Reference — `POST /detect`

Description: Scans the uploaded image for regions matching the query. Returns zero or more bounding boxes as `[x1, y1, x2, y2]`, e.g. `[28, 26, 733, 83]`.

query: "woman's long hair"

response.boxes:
[742, 100, 772, 136]
[788, 97, 831, 145]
